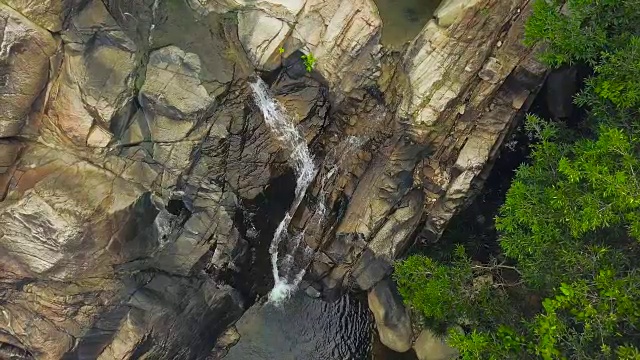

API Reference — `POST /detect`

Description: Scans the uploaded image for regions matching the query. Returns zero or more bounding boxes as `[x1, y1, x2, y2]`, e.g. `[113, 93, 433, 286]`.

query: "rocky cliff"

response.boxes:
[0, 0, 545, 358]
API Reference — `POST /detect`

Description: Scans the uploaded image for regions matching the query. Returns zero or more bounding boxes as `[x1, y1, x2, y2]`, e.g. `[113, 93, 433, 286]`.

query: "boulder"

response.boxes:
[545, 66, 578, 120]
[0, 3, 57, 138]
[43, 0, 137, 146]
[209, 325, 241, 360]
[3, 0, 67, 31]
[413, 329, 459, 360]
[140, 46, 214, 123]
[368, 278, 413, 353]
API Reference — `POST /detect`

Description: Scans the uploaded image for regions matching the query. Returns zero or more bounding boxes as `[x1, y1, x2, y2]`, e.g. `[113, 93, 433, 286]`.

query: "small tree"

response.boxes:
[301, 52, 316, 72]
[394, 247, 520, 332]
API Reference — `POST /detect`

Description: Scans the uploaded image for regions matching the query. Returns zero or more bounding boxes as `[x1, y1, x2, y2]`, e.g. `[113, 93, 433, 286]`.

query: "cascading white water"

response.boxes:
[249, 79, 316, 204]
[270, 135, 365, 303]
[250, 79, 366, 305]
[249, 79, 317, 304]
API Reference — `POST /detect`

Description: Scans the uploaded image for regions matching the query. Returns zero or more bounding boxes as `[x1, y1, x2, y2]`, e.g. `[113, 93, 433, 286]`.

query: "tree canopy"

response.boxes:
[394, 0, 640, 358]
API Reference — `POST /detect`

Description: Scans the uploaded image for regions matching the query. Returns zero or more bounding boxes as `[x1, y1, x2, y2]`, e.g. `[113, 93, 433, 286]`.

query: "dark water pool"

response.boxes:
[373, 0, 442, 48]
[224, 293, 374, 360]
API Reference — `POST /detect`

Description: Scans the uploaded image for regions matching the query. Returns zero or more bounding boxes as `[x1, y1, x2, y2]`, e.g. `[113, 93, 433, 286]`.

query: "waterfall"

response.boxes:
[250, 79, 365, 305]
[249, 79, 317, 304]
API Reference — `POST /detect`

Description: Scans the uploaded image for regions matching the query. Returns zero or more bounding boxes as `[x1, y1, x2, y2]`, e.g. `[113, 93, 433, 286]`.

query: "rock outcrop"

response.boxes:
[0, 0, 546, 358]
[299, 0, 546, 298]
[413, 329, 460, 360]
[368, 278, 413, 352]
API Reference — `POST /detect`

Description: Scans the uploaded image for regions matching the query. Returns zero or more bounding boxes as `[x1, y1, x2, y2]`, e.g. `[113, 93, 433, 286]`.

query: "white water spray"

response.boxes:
[250, 79, 317, 305]
[250, 80, 366, 305]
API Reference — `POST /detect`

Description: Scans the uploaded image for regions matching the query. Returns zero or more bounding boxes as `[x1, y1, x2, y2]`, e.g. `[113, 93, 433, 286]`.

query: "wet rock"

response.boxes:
[413, 329, 459, 360]
[305, 285, 322, 298]
[0, 3, 57, 138]
[272, 71, 329, 142]
[545, 66, 578, 120]
[185, 81, 281, 200]
[368, 278, 413, 353]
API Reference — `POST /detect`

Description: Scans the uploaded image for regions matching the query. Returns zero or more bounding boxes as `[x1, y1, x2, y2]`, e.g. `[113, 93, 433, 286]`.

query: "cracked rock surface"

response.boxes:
[0, 0, 545, 358]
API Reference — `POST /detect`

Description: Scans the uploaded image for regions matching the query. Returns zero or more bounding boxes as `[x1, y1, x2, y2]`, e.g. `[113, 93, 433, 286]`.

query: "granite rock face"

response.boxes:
[0, 0, 545, 358]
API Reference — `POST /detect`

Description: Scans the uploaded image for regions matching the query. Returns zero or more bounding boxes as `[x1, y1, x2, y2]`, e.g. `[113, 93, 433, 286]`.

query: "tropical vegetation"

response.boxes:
[394, 0, 640, 358]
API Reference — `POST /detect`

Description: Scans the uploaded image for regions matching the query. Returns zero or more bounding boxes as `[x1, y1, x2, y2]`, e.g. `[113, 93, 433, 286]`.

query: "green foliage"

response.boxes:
[301, 52, 316, 72]
[524, 0, 640, 68]
[525, 0, 640, 127]
[449, 271, 640, 360]
[448, 329, 495, 360]
[528, 270, 640, 359]
[394, 248, 523, 336]
[395, 1, 640, 358]
[393, 249, 473, 326]
[449, 325, 531, 360]
[500, 0, 640, 291]
[590, 37, 640, 109]
[496, 115, 640, 289]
